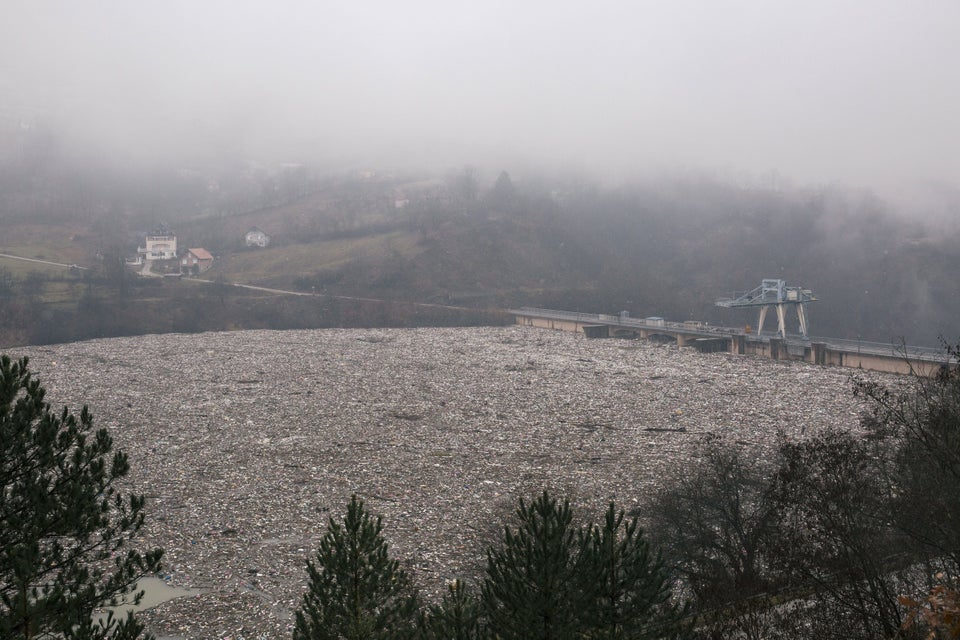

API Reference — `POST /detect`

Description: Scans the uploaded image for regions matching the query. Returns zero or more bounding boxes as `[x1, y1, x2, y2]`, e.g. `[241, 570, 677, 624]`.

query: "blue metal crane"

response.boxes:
[716, 279, 817, 338]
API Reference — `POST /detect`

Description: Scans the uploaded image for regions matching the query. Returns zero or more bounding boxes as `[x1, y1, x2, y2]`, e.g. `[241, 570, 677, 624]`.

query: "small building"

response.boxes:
[181, 248, 214, 273]
[245, 227, 270, 247]
[138, 224, 177, 260]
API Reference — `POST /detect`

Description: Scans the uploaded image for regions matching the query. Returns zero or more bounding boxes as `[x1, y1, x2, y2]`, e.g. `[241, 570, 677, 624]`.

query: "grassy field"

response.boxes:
[0, 255, 76, 277]
[0, 223, 92, 264]
[212, 230, 424, 286]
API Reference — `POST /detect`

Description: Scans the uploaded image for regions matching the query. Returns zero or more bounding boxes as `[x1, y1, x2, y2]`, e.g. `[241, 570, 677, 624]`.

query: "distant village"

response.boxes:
[128, 224, 271, 276]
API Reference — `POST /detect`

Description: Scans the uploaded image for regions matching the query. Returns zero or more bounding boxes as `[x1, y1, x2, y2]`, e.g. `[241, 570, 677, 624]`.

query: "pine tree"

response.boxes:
[293, 494, 419, 640]
[417, 579, 483, 640]
[582, 503, 688, 640]
[481, 490, 591, 640]
[491, 170, 518, 212]
[0, 355, 163, 640]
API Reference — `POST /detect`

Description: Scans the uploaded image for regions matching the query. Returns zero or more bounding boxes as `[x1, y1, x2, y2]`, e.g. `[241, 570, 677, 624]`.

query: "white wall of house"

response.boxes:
[143, 235, 177, 259]
[245, 230, 270, 247]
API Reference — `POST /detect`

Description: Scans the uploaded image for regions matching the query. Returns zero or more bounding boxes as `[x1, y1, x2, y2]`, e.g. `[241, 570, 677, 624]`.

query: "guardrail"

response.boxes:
[807, 336, 946, 361]
[510, 307, 742, 338]
[510, 307, 951, 364]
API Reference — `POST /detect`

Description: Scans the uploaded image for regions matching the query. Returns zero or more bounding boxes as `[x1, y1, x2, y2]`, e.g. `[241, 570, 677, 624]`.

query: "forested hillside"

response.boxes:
[1, 158, 957, 346]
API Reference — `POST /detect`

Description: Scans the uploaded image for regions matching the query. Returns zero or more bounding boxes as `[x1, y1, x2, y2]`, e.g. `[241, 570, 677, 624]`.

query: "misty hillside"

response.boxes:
[3, 5, 959, 638]
[3, 2, 959, 350]
[1, 165, 958, 347]
[147, 169, 960, 347]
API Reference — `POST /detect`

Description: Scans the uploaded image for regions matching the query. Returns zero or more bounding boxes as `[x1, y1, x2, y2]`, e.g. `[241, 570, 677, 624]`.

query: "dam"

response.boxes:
[509, 307, 952, 376]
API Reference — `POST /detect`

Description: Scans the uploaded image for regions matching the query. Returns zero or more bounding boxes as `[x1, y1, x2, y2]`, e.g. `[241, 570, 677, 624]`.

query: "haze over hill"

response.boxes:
[2, 1, 959, 206]
[0, 166, 957, 347]
[2, 7, 959, 636]
[0, 2, 958, 347]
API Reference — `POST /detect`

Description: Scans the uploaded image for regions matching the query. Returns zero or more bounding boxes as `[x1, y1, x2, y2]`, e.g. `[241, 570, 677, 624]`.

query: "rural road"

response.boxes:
[0, 252, 86, 269]
[196, 279, 480, 312]
[0, 251, 477, 314]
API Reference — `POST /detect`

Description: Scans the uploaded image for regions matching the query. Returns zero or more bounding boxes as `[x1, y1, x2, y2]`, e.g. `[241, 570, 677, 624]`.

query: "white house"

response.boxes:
[138, 225, 177, 259]
[245, 227, 270, 247]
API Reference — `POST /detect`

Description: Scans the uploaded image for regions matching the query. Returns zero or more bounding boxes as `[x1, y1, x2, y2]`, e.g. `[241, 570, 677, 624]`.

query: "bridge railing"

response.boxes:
[511, 307, 952, 364]
[807, 336, 948, 362]
[510, 307, 606, 323]
[511, 307, 737, 337]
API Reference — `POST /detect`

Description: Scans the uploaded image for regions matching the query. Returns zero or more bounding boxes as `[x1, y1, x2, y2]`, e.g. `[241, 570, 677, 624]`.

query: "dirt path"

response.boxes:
[0, 252, 87, 270]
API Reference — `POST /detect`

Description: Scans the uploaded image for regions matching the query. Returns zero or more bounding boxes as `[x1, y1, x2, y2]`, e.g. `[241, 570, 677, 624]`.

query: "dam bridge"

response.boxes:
[509, 307, 952, 376]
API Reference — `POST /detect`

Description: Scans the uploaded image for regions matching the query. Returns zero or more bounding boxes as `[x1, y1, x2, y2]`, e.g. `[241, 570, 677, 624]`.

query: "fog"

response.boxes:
[2, 1, 959, 203]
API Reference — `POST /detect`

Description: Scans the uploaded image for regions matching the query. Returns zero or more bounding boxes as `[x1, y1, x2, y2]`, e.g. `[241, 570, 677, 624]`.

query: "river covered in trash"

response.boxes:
[10, 326, 893, 638]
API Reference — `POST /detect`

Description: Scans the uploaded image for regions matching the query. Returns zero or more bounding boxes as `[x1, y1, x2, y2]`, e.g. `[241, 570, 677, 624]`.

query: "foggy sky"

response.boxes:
[2, 1, 958, 200]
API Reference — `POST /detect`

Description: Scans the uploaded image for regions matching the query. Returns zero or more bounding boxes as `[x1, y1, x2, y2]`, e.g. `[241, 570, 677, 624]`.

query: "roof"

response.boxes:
[188, 248, 214, 260]
[246, 226, 268, 235]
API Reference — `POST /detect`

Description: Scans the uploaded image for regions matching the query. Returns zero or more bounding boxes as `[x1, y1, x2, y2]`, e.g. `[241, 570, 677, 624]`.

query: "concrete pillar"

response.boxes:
[810, 342, 827, 365]
[769, 338, 784, 361]
[730, 335, 745, 355]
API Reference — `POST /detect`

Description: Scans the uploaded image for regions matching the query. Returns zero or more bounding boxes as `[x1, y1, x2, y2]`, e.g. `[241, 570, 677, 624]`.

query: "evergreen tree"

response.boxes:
[0, 355, 163, 640]
[582, 503, 688, 640]
[481, 491, 591, 640]
[417, 579, 483, 640]
[293, 494, 419, 640]
[491, 170, 518, 212]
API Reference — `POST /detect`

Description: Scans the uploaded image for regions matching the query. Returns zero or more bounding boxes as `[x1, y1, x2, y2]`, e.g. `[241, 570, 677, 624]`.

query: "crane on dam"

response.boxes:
[716, 279, 817, 338]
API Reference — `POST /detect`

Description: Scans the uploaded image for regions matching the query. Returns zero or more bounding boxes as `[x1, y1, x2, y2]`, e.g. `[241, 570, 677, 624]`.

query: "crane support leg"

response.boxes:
[776, 304, 787, 337]
[757, 307, 768, 334]
[797, 304, 808, 338]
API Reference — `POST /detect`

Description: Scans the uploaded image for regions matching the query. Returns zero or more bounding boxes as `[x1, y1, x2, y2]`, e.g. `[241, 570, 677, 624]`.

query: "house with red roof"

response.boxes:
[181, 248, 214, 274]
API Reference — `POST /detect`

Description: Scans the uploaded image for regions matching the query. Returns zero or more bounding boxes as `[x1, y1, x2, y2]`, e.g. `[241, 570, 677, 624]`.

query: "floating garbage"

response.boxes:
[9, 326, 890, 638]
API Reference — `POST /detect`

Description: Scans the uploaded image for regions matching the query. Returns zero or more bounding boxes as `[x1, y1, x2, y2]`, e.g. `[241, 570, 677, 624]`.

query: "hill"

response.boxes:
[1, 168, 958, 347]
[166, 171, 960, 345]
